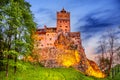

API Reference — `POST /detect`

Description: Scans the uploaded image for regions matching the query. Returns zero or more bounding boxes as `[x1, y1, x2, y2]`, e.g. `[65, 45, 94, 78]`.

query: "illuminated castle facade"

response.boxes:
[35, 8, 82, 49]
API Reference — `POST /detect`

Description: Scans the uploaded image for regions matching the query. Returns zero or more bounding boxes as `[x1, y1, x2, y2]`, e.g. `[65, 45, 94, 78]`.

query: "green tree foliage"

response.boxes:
[0, 25, 5, 71]
[0, 0, 36, 77]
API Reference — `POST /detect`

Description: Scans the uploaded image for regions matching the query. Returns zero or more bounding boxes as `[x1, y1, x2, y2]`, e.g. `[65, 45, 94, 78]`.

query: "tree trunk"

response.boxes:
[6, 55, 9, 77]
[14, 34, 17, 74]
[108, 55, 113, 75]
[6, 35, 11, 77]
[14, 56, 17, 74]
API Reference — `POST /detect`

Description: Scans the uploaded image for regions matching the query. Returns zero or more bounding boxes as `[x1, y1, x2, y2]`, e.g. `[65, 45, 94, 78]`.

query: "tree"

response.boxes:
[0, 0, 9, 71]
[107, 29, 119, 75]
[96, 29, 120, 75]
[115, 46, 120, 64]
[0, 25, 4, 71]
[0, 0, 36, 77]
[97, 36, 109, 72]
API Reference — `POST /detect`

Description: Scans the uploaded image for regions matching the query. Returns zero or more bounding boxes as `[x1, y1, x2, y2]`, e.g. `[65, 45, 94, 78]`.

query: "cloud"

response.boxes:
[76, 8, 120, 40]
[33, 8, 56, 27]
[83, 34, 101, 61]
[75, 4, 120, 60]
[80, 16, 113, 32]
[114, 0, 120, 8]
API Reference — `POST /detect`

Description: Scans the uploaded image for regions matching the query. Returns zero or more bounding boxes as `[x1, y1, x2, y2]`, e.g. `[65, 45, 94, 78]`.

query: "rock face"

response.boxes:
[31, 33, 105, 78]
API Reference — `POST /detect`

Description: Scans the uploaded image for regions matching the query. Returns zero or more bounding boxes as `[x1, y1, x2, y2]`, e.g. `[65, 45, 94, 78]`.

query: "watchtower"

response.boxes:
[57, 8, 70, 33]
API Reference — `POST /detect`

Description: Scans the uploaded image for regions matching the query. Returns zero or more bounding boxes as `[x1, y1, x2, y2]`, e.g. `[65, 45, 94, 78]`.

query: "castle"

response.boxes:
[35, 8, 82, 50]
[32, 9, 105, 78]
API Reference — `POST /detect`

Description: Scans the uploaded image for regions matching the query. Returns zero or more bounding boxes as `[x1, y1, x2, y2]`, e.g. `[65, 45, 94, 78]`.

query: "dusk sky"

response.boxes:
[26, 0, 120, 60]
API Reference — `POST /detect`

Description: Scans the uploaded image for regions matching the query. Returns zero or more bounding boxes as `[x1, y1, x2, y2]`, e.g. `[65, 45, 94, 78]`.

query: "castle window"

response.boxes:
[65, 29, 67, 32]
[49, 38, 52, 40]
[60, 26, 62, 27]
[36, 44, 39, 47]
[47, 34, 49, 36]
[65, 26, 68, 28]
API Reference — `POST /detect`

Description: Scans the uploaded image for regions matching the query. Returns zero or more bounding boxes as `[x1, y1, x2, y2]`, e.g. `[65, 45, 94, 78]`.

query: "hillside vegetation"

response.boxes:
[1, 62, 119, 80]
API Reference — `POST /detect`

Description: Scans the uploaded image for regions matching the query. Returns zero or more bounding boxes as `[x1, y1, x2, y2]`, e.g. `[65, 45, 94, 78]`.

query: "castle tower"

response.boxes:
[57, 8, 70, 33]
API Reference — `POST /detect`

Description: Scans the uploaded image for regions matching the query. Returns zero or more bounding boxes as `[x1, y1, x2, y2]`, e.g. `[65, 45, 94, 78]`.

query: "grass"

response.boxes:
[0, 62, 119, 80]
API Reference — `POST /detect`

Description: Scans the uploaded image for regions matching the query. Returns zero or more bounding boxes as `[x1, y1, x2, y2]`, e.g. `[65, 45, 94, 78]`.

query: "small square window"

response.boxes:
[50, 38, 52, 40]
[65, 29, 67, 32]
[37, 44, 39, 47]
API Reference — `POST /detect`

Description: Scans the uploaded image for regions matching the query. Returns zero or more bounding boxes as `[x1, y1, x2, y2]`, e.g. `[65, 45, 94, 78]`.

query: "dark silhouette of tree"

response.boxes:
[96, 28, 120, 76]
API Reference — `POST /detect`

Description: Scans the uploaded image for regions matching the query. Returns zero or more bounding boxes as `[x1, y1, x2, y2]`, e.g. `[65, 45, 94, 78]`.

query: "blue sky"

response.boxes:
[26, 0, 120, 60]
